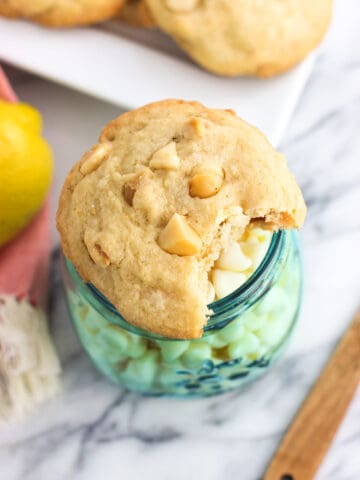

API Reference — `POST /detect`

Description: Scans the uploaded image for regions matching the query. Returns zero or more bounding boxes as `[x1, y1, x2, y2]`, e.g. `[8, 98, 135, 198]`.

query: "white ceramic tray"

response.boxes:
[0, 18, 314, 147]
[0, 18, 315, 243]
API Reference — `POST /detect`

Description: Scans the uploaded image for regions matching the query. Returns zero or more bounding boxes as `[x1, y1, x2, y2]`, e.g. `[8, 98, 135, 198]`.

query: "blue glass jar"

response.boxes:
[61, 230, 302, 397]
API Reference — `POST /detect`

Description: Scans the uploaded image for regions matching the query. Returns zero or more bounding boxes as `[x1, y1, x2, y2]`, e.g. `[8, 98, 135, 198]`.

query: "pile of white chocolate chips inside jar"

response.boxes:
[67, 223, 300, 393]
[209, 226, 271, 302]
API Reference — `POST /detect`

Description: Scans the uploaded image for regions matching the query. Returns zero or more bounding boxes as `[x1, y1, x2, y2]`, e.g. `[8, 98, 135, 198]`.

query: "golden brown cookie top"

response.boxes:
[57, 100, 306, 339]
[144, 0, 332, 77]
[0, 0, 124, 27]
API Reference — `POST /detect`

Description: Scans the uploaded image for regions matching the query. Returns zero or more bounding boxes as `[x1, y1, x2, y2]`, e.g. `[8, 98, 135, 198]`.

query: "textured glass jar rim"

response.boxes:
[64, 229, 289, 340]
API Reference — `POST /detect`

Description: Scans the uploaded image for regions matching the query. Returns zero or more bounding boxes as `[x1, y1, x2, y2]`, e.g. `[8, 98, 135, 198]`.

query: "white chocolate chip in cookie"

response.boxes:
[158, 213, 201, 255]
[122, 169, 153, 206]
[165, 0, 199, 13]
[184, 117, 214, 138]
[80, 143, 111, 175]
[150, 141, 180, 170]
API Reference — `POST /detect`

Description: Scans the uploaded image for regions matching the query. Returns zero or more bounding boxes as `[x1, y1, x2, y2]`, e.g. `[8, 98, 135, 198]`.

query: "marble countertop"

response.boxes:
[1, 1, 360, 479]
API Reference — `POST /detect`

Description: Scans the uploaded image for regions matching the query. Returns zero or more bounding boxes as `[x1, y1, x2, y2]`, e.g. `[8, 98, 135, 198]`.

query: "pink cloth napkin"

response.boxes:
[0, 200, 50, 306]
[0, 68, 17, 102]
[0, 66, 60, 423]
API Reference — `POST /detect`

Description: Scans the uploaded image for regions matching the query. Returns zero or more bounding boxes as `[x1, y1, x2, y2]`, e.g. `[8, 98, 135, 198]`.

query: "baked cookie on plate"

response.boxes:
[0, 0, 125, 27]
[144, 0, 332, 77]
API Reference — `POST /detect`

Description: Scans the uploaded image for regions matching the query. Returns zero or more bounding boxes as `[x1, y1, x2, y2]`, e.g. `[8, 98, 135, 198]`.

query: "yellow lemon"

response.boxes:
[0, 101, 53, 246]
[0, 101, 42, 133]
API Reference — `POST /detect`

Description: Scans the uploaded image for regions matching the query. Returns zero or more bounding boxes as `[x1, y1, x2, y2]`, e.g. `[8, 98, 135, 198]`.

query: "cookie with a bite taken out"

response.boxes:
[57, 100, 306, 339]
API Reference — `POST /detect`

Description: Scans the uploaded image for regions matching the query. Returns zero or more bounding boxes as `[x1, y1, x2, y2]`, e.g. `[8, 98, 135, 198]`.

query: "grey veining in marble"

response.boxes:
[1, 1, 360, 479]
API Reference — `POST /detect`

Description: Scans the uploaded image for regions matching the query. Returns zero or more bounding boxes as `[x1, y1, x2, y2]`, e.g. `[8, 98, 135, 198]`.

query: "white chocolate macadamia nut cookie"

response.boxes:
[0, 0, 125, 27]
[144, 0, 332, 77]
[57, 100, 306, 339]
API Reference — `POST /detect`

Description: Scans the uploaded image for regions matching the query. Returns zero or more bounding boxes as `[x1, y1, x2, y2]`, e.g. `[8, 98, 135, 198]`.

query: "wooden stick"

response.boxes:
[264, 311, 360, 480]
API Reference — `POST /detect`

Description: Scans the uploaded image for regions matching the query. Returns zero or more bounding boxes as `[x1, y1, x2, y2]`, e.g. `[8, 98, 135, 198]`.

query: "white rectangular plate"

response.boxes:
[0, 18, 314, 146]
[0, 18, 314, 243]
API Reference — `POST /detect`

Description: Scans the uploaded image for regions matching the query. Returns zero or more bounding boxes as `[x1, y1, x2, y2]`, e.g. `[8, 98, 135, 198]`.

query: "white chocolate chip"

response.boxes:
[209, 225, 272, 299]
[215, 242, 252, 272]
[122, 169, 153, 206]
[165, 0, 199, 13]
[149, 141, 180, 170]
[241, 240, 269, 271]
[158, 213, 202, 256]
[206, 281, 216, 304]
[80, 143, 111, 175]
[212, 269, 246, 299]
[184, 117, 208, 137]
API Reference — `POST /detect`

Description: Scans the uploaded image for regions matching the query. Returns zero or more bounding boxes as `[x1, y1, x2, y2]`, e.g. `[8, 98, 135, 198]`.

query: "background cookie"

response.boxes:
[57, 100, 306, 339]
[144, 0, 332, 77]
[118, 0, 155, 27]
[0, 0, 125, 27]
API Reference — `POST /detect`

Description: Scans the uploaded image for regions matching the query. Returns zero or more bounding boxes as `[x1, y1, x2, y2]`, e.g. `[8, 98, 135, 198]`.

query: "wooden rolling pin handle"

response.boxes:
[263, 311, 360, 480]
